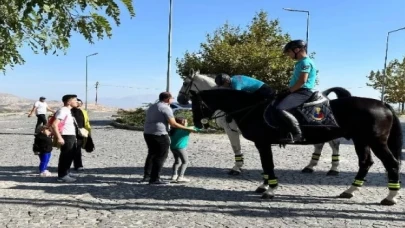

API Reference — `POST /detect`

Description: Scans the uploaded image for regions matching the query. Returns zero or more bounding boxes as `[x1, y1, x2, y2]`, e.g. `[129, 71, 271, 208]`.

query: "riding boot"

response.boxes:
[275, 110, 303, 143]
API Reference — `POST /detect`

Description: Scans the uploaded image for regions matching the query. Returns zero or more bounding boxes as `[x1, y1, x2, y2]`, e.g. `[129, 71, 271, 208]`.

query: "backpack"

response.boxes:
[47, 114, 68, 135]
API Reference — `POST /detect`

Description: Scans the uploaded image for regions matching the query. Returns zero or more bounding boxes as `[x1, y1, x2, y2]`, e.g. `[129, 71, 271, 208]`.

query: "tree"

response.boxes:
[176, 10, 317, 92]
[366, 57, 405, 109]
[0, 0, 135, 72]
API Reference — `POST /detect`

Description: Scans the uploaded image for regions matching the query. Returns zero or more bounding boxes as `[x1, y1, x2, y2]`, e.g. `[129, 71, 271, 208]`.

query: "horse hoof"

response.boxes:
[339, 192, 353, 199]
[255, 187, 267, 193]
[301, 167, 314, 173]
[228, 170, 241, 175]
[261, 193, 274, 199]
[327, 170, 339, 176]
[380, 198, 396, 206]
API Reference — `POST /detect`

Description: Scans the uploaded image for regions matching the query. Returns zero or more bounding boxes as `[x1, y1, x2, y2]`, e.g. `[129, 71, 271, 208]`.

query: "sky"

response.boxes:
[0, 0, 404, 108]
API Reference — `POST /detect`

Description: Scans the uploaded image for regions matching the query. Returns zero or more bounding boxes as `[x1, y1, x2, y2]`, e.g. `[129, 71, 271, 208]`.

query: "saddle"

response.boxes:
[264, 91, 339, 128]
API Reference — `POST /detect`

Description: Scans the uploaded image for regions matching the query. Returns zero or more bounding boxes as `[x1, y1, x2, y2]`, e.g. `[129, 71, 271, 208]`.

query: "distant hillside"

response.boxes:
[0, 93, 118, 113]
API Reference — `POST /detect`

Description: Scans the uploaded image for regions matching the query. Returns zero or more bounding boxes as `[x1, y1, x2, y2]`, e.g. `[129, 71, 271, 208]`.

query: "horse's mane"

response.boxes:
[200, 88, 262, 106]
[194, 73, 217, 87]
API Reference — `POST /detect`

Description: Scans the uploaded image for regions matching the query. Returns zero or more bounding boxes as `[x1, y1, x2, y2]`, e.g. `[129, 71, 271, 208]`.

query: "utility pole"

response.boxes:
[95, 81, 99, 105]
[380, 26, 405, 102]
[85, 52, 98, 110]
[166, 0, 173, 92]
[283, 8, 310, 51]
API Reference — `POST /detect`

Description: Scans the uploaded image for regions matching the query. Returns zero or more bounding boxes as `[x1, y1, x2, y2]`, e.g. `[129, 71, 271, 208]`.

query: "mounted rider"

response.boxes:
[275, 39, 317, 143]
[214, 74, 275, 100]
[214, 39, 317, 144]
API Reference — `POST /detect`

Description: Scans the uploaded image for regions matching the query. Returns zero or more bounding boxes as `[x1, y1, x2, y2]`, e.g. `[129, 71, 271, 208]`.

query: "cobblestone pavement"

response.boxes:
[0, 112, 404, 227]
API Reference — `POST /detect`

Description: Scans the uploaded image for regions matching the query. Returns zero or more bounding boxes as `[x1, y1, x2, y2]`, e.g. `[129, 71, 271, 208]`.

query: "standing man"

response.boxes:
[28, 96, 55, 133]
[141, 92, 197, 184]
[52, 94, 79, 182]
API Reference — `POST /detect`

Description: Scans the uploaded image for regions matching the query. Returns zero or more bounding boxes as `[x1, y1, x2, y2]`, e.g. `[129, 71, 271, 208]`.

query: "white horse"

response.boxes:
[177, 70, 341, 175]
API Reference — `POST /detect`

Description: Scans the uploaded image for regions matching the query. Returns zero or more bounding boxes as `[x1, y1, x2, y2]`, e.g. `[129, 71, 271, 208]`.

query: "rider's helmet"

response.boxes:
[283, 39, 307, 54]
[215, 73, 231, 87]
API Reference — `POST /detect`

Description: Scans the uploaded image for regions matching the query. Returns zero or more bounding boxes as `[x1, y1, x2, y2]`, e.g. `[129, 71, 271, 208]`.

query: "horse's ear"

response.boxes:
[188, 68, 195, 79]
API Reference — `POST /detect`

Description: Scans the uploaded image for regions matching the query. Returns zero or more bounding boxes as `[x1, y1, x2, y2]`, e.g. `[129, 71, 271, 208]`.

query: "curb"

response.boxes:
[0, 112, 26, 117]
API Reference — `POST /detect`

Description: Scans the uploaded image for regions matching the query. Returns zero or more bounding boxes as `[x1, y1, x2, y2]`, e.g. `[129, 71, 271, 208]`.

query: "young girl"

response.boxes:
[33, 126, 53, 177]
[169, 117, 200, 183]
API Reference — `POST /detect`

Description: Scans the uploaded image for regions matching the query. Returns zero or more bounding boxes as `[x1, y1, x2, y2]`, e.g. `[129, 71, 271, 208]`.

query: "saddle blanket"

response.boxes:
[295, 101, 339, 127]
[264, 97, 339, 128]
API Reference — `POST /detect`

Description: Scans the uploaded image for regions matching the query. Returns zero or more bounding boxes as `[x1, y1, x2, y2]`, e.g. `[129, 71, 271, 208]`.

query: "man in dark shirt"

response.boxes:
[71, 99, 86, 172]
[141, 92, 196, 184]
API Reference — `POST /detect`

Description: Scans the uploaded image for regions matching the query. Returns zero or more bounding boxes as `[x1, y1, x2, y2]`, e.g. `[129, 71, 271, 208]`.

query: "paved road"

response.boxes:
[0, 112, 404, 227]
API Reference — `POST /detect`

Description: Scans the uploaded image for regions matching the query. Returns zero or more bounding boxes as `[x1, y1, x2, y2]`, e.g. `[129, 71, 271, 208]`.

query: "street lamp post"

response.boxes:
[380, 27, 405, 102]
[85, 52, 98, 110]
[166, 0, 173, 92]
[282, 8, 310, 51]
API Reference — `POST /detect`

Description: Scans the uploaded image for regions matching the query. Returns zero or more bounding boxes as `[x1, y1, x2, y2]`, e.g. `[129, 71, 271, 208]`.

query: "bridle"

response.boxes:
[178, 71, 223, 128]
[193, 89, 270, 130]
[180, 69, 270, 131]
[179, 69, 199, 99]
[179, 76, 197, 98]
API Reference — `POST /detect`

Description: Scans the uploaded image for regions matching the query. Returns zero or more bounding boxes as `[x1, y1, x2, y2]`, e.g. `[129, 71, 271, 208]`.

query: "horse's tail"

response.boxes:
[322, 87, 352, 99]
[385, 103, 403, 164]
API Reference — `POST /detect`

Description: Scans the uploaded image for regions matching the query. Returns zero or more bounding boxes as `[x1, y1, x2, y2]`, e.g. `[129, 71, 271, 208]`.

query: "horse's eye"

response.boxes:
[183, 82, 188, 86]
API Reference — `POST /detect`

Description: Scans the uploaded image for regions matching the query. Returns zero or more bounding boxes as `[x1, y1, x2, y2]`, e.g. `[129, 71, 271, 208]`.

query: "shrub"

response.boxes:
[114, 108, 224, 133]
[116, 108, 146, 127]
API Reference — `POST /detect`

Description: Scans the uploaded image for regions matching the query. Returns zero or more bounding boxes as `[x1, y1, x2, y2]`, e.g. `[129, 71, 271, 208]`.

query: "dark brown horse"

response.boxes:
[190, 87, 402, 206]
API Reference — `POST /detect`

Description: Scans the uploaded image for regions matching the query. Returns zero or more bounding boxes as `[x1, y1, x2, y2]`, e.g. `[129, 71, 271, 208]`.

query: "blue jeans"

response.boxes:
[39, 152, 51, 173]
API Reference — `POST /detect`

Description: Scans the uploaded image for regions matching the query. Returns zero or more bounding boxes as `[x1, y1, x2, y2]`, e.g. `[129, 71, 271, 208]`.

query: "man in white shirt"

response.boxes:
[51, 94, 79, 183]
[28, 96, 55, 133]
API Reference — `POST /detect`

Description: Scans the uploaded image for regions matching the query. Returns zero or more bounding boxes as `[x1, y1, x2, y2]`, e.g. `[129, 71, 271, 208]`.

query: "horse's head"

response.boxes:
[190, 89, 264, 128]
[189, 91, 214, 129]
[177, 69, 217, 105]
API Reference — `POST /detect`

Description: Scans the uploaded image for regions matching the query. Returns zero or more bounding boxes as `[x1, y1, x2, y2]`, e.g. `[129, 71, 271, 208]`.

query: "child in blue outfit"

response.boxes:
[33, 126, 53, 177]
[169, 117, 200, 183]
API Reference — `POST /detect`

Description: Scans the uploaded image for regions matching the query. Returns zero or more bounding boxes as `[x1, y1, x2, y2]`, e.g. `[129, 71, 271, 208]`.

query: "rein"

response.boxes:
[197, 93, 270, 128]
[179, 71, 270, 131]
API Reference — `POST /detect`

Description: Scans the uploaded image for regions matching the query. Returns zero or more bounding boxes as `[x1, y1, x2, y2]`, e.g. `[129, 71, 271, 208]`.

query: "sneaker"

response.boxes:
[177, 176, 190, 183]
[171, 175, 178, 181]
[138, 177, 150, 183]
[39, 171, 52, 177]
[57, 175, 76, 183]
[75, 167, 85, 172]
[149, 179, 170, 185]
[68, 172, 80, 178]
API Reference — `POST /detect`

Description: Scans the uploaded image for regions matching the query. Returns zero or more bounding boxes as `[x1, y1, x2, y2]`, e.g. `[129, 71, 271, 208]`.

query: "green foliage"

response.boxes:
[0, 0, 135, 72]
[115, 109, 224, 133]
[366, 57, 405, 103]
[116, 108, 146, 127]
[176, 10, 317, 92]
